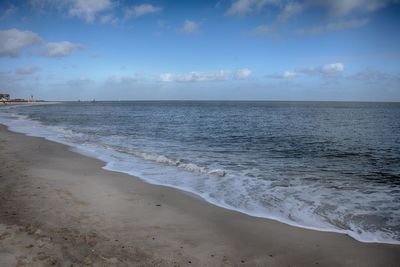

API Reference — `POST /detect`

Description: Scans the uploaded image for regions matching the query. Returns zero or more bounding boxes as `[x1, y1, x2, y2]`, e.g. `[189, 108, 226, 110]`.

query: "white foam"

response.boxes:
[0, 106, 399, 245]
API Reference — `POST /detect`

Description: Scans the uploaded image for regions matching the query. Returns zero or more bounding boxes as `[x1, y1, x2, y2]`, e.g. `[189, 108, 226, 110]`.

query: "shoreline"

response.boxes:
[2, 109, 398, 245]
[1, 105, 397, 245]
[102, 160, 399, 245]
[1, 101, 60, 105]
[1, 124, 400, 266]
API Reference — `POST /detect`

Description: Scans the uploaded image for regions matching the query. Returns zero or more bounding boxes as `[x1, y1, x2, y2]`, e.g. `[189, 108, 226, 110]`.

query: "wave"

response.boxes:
[0, 106, 399, 245]
[110, 148, 227, 177]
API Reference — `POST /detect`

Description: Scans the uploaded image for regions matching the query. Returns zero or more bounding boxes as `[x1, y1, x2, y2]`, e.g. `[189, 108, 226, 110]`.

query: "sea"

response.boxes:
[0, 101, 399, 244]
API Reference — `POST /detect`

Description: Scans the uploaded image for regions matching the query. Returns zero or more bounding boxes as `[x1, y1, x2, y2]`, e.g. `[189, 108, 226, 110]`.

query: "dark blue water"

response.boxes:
[1, 101, 399, 243]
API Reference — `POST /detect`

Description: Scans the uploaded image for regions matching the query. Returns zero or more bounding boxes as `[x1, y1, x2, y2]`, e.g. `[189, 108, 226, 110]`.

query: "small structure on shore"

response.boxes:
[1, 93, 10, 104]
[1, 94, 10, 100]
[0, 94, 45, 104]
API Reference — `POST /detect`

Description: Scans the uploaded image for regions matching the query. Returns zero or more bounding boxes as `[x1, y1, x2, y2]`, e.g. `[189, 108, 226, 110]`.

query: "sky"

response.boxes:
[0, 0, 399, 101]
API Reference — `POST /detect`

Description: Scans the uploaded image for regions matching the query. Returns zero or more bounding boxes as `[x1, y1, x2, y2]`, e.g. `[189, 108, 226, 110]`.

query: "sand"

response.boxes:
[0, 124, 399, 266]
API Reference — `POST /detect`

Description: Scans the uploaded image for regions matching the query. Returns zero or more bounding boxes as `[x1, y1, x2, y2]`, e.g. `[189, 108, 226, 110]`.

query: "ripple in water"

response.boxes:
[1, 101, 399, 244]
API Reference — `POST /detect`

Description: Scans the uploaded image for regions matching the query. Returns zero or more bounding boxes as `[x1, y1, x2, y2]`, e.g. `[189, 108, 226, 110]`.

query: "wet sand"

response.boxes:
[1, 124, 399, 266]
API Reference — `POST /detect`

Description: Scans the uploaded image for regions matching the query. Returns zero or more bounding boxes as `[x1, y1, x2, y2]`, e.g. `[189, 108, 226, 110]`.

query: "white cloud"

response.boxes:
[349, 68, 400, 83]
[226, 0, 279, 16]
[296, 63, 345, 75]
[178, 20, 201, 34]
[106, 75, 140, 84]
[268, 63, 345, 78]
[0, 28, 42, 57]
[159, 73, 173, 82]
[320, 63, 345, 74]
[0, 28, 85, 58]
[225, 0, 395, 21]
[278, 2, 304, 21]
[296, 18, 369, 35]
[176, 70, 230, 82]
[267, 71, 297, 78]
[249, 24, 273, 36]
[28, 0, 113, 22]
[124, 4, 162, 18]
[100, 14, 118, 25]
[160, 69, 252, 82]
[68, 0, 113, 22]
[15, 66, 41, 75]
[283, 71, 297, 78]
[309, 0, 395, 17]
[234, 68, 252, 79]
[295, 66, 316, 73]
[43, 41, 84, 57]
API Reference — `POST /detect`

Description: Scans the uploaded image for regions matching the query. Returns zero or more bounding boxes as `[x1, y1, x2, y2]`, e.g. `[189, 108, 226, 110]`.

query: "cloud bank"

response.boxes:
[0, 28, 84, 58]
[0, 28, 42, 57]
[226, 0, 396, 18]
[178, 20, 201, 34]
[68, 0, 113, 22]
[309, 0, 396, 17]
[124, 4, 162, 19]
[296, 19, 369, 35]
[43, 41, 84, 57]
[226, 0, 277, 17]
[160, 69, 252, 82]
[268, 63, 345, 78]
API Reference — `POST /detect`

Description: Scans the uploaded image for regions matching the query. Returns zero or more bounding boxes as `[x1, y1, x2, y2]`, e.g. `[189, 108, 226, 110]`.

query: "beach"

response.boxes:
[0, 124, 399, 266]
[2, 0, 399, 264]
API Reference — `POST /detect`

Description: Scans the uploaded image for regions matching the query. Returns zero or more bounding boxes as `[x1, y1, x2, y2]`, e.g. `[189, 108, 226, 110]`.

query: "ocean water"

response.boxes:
[1, 101, 399, 244]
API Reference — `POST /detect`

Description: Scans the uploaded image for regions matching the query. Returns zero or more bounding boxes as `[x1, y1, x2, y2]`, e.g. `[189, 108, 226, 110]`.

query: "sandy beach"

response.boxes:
[0, 124, 399, 266]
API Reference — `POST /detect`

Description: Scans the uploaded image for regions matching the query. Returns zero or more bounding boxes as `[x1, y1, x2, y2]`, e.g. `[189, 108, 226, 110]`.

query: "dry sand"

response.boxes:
[0, 124, 399, 266]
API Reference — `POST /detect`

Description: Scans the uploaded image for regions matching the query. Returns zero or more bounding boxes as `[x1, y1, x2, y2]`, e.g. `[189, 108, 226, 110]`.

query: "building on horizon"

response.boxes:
[0, 93, 10, 103]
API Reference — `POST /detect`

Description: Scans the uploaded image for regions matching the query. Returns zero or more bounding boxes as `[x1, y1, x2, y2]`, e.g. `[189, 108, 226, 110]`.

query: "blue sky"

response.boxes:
[0, 0, 399, 101]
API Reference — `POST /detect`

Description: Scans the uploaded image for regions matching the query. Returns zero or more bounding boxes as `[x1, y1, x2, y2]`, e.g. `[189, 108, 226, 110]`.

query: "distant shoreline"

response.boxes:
[3, 100, 400, 104]
[11, 100, 400, 103]
[0, 101, 60, 106]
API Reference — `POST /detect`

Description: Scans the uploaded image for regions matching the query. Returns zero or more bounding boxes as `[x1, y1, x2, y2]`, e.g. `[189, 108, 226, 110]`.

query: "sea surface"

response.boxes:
[1, 101, 399, 244]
